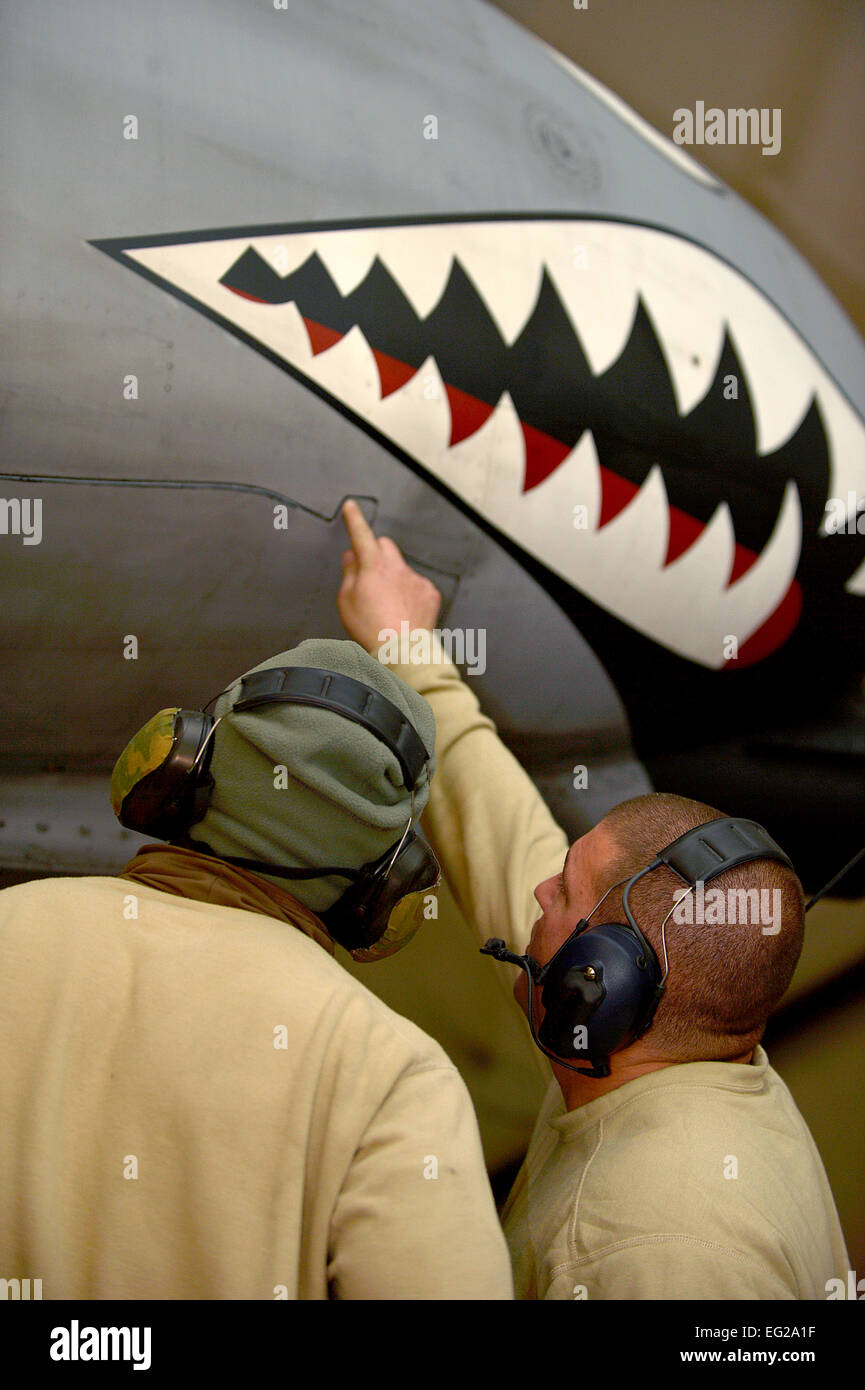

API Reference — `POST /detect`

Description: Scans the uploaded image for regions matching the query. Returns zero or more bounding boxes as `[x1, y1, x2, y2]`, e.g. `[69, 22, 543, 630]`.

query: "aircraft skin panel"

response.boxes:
[0, 471, 645, 830]
[1, 0, 862, 867]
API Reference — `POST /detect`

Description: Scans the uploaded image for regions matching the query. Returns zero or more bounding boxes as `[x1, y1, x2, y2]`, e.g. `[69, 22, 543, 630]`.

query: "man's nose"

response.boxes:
[534, 876, 555, 910]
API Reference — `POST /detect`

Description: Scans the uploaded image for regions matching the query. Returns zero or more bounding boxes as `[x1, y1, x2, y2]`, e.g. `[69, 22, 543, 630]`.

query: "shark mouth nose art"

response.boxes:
[94, 218, 865, 669]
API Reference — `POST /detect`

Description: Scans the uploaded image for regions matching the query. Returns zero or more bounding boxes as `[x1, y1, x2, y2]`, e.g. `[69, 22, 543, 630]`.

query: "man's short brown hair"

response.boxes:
[592, 793, 805, 1062]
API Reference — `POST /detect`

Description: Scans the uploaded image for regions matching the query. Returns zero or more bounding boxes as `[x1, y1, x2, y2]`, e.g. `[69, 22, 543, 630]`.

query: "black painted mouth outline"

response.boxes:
[91, 213, 865, 670]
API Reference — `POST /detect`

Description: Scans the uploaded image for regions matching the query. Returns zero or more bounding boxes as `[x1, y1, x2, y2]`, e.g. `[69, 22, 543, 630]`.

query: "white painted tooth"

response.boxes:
[630, 226, 824, 460]
[724, 479, 802, 639]
[524, 426, 602, 529]
[582, 465, 723, 665]
[301, 324, 380, 420]
[813, 378, 865, 531]
[589, 463, 670, 575]
[453, 237, 545, 347]
[630, 233, 729, 416]
[561, 427, 603, 533]
[517, 464, 672, 643]
[371, 226, 460, 320]
[449, 409, 600, 581]
[480, 453, 678, 659]
[313, 229, 381, 297]
[369, 354, 453, 479]
[514, 429, 603, 576]
[230, 298, 312, 368]
[169, 238, 315, 362]
[543, 224, 640, 376]
[504, 458, 744, 671]
[660, 500, 735, 597]
[713, 268, 816, 456]
[442, 389, 515, 515]
[558, 463, 710, 664]
[476, 390, 523, 490]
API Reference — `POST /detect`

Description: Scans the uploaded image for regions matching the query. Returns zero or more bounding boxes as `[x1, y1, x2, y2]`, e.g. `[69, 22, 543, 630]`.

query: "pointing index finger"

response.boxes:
[342, 499, 380, 566]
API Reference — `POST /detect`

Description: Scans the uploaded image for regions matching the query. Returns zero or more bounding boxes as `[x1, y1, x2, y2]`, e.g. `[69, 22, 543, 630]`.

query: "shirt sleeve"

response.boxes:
[545, 1238, 798, 1300]
[327, 1061, 515, 1300]
[386, 640, 570, 959]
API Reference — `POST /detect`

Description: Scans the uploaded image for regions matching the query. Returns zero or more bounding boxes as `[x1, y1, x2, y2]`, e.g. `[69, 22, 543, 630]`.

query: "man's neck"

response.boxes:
[554, 1046, 755, 1111]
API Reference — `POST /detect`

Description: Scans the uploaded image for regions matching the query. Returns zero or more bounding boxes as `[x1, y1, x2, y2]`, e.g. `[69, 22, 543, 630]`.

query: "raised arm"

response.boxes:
[337, 501, 568, 959]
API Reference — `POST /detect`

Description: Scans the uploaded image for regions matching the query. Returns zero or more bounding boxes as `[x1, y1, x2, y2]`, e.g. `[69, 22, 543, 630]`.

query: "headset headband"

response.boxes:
[231, 667, 430, 789]
[654, 817, 794, 887]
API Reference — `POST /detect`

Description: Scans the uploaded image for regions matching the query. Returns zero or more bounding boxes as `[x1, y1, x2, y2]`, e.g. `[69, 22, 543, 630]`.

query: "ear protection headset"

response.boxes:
[111, 666, 440, 960]
[481, 817, 796, 1078]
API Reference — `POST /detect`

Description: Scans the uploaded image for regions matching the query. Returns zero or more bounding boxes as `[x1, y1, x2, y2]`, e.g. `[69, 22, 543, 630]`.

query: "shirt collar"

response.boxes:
[546, 1046, 770, 1139]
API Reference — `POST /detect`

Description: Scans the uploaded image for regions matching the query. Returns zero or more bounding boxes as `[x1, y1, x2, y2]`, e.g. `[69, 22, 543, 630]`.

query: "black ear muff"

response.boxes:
[537, 924, 662, 1074]
[482, 814, 803, 1078]
[321, 826, 440, 955]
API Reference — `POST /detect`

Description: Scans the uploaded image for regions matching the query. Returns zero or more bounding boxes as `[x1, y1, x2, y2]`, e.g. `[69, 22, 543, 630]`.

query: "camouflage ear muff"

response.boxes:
[110, 708, 178, 817]
[110, 708, 216, 842]
[110, 670, 439, 961]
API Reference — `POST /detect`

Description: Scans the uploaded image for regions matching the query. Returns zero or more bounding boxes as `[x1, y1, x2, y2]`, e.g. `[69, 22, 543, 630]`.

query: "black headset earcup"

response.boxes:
[538, 924, 662, 1068]
[538, 959, 607, 1058]
[321, 827, 439, 954]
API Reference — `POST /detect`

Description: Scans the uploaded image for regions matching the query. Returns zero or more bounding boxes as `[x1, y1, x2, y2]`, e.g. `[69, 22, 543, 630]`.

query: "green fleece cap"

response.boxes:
[191, 639, 436, 914]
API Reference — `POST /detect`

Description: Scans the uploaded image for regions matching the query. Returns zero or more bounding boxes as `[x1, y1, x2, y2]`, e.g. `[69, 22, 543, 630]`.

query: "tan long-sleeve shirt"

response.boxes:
[0, 870, 513, 1299]
[386, 641, 851, 1300]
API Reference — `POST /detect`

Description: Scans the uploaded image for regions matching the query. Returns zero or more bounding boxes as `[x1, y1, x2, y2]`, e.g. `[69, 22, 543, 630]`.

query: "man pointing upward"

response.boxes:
[338, 498, 850, 1301]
